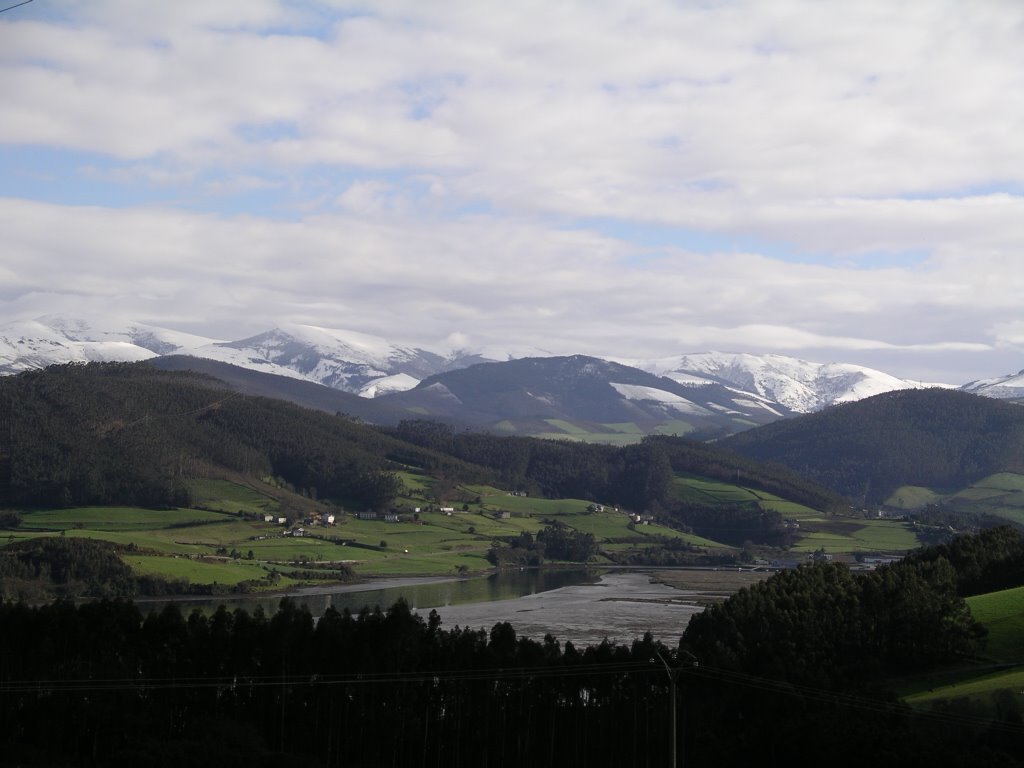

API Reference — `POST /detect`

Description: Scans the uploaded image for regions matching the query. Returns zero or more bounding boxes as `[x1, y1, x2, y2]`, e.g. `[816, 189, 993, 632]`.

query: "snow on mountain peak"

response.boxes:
[625, 351, 932, 413]
[0, 314, 993, 415]
[0, 316, 159, 373]
[963, 369, 1024, 400]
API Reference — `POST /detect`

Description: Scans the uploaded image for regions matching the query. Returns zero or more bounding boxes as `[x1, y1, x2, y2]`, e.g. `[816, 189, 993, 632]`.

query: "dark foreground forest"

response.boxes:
[4, 529, 1024, 767]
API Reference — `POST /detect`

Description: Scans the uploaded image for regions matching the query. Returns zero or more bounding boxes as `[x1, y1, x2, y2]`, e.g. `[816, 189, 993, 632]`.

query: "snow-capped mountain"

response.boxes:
[626, 352, 936, 413]
[962, 370, 1024, 401]
[192, 325, 492, 395]
[0, 315, 994, 423]
[0, 315, 217, 374]
[0, 315, 490, 398]
[385, 354, 792, 436]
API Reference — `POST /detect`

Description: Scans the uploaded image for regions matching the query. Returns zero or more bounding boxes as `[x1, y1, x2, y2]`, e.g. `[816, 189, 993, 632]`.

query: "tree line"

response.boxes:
[4, 528, 1024, 766]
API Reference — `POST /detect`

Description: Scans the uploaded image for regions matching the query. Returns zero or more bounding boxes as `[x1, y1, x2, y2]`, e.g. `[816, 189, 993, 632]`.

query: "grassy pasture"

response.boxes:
[65, 529, 209, 555]
[243, 537, 353, 562]
[900, 584, 1024, 713]
[789, 520, 918, 554]
[903, 667, 1024, 712]
[125, 555, 277, 585]
[352, 550, 490, 576]
[3, 470, 878, 582]
[603, 422, 642, 434]
[757, 499, 823, 520]
[20, 507, 227, 531]
[672, 474, 919, 552]
[544, 419, 591, 436]
[187, 479, 281, 515]
[673, 476, 765, 507]
[967, 586, 1024, 663]
[884, 475, 1024, 530]
[395, 470, 435, 496]
[975, 473, 1024, 492]
[466, 487, 594, 516]
[885, 486, 944, 509]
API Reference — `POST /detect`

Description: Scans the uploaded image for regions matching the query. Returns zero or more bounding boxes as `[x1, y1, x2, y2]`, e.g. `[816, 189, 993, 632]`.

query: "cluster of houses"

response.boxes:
[262, 511, 337, 526]
[628, 512, 656, 525]
[262, 510, 337, 538]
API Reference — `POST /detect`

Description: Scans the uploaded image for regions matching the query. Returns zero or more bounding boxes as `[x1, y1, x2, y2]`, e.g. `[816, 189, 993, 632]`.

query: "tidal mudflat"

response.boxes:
[418, 571, 710, 647]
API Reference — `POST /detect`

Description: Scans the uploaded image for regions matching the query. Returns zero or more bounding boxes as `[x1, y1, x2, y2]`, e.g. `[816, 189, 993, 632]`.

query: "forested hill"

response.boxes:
[0, 362, 843, 515]
[720, 388, 1024, 503]
[389, 421, 847, 514]
[0, 363, 481, 509]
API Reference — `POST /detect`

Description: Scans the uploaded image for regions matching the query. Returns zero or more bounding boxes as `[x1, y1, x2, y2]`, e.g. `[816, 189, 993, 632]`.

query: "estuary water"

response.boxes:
[418, 570, 704, 647]
[137, 568, 710, 647]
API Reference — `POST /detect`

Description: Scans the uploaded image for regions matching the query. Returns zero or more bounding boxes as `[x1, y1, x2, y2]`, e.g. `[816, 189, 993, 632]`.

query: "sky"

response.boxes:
[2, 0, 1023, 384]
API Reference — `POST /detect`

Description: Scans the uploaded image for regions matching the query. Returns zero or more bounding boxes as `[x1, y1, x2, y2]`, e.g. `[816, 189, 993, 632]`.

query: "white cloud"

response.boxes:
[1, 1, 1023, 383]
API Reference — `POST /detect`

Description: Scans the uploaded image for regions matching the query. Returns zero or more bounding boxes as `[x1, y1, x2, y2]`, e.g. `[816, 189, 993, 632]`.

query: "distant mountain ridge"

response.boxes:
[626, 351, 941, 413]
[0, 314, 491, 398]
[2, 313, 1019, 439]
[962, 370, 1024, 402]
[382, 354, 793, 438]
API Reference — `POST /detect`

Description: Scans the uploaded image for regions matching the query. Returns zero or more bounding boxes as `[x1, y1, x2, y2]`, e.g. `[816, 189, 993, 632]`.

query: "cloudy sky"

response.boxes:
[2, 0, 1023, 383]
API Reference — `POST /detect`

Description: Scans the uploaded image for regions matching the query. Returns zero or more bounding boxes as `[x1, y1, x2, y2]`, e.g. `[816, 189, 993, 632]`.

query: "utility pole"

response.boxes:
[654, 650, 698, 768]
[654, 652, 679, 768]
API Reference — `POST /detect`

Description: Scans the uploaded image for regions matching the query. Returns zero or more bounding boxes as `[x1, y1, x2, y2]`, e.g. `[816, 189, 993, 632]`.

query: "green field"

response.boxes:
[395, 471, 436, 496]
[543, 419, 592, 436]
[901, 584, 1024, 714]
[4, 491, 736, 584]
[187, 479, 282, 515]
[125, 554, 282, 585]
[967, 586, 1024, 663]
[884, 486, 944, 509]
[885, 474, 1024, 527]
[20, 507, 228, 531]
[674, 476, 764, 506]
[672, 475, 919, 554]
[466, 486, 594, 516]
[4, 470, 923, 585]
[904, 666, 1024, 709]
[789, 519, 919, 553]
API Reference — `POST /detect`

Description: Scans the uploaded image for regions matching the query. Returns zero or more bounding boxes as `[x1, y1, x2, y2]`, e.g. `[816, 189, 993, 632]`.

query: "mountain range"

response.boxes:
[2, 314, 1020, 438]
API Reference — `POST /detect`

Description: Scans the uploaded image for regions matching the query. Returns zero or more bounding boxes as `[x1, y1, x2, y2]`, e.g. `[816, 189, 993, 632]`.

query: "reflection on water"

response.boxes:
[137, 568, 599, 619]
[136, 569, 708, 647]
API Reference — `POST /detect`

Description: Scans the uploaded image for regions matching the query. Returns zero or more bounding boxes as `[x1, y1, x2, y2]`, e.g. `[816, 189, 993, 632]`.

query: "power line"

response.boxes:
[0, 0, 33, 14]
[4, 656, 1022, 736]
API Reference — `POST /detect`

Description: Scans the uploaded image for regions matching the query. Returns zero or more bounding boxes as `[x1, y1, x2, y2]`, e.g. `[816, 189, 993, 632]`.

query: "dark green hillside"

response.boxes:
[720, 388, 1024, 503]
[0, 363, 480, 510]
[0, 363, 863, 578]
[390, 421, 846, 517]
[148, 354, 399, 423]
[1, 363, 839, 522]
